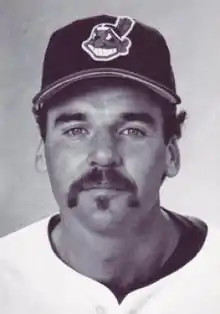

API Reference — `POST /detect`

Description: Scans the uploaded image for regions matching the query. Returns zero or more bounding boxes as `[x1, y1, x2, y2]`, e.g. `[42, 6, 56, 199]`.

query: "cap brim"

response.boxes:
[32, 68, 181, 108]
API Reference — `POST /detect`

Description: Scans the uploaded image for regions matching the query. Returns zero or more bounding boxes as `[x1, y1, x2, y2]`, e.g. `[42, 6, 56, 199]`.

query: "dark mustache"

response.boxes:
[71, 167, 135, 191]
[67, 167, 136, 208]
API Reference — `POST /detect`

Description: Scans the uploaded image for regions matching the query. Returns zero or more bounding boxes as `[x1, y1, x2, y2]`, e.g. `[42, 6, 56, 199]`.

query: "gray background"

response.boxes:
[0, 0, 219, 237]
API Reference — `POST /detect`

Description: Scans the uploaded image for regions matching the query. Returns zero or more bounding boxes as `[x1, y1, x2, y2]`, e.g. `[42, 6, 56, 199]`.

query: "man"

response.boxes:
[0, 14, 220, 314]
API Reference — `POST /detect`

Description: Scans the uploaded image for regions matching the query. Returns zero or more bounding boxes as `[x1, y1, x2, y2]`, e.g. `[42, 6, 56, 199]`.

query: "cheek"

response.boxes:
[44, 141, 87, 196]
[121, 140, 166, 193]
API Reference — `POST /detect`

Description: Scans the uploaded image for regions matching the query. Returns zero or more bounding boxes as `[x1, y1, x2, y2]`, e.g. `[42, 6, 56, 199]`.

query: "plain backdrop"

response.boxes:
[0, 0, 220, 236]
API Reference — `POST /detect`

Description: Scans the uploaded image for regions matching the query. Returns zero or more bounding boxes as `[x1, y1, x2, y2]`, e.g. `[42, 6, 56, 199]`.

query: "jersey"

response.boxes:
[1, 213, 220, 314]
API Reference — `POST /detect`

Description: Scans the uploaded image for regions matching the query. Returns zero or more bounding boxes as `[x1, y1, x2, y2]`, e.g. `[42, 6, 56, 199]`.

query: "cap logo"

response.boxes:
[82, 16, 135, 62]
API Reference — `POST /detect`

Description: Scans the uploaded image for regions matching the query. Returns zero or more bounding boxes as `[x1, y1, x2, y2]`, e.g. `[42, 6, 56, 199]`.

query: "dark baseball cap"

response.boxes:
[32, 14, 181, 114]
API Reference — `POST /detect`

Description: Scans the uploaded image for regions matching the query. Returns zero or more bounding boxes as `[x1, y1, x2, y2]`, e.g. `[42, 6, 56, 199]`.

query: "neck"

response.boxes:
[51, 204, 180, 300]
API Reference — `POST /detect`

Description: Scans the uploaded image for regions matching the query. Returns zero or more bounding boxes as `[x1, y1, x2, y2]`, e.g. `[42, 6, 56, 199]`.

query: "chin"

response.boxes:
[72, 193, 132, 234]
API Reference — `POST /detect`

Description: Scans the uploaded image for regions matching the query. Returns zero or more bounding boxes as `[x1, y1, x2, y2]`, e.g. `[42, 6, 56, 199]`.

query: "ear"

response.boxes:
[35, 139, 47, 173]
[165, 136, 180, 178]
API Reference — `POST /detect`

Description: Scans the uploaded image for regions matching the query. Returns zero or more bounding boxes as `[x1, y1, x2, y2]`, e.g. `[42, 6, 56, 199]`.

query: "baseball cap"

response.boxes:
[32, 14, 181, 115]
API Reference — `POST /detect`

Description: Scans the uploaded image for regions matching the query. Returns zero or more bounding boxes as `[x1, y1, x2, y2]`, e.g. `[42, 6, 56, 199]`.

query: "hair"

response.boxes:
[160, 105, 187, 144]
[33, 77, 187, 144]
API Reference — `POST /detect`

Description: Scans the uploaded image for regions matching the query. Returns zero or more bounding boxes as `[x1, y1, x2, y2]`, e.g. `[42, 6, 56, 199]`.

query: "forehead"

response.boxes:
[95, 25, 116, 34]
[96, 25, 109, 32]
[46, 80, 163, 123]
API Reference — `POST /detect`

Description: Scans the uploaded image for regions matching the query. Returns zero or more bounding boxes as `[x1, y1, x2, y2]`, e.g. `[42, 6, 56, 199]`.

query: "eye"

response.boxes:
[91, 31, 99, 39]
[119, 128, 146, 137]
[63, 127, 88, 137]
[106, 33, 113, 40]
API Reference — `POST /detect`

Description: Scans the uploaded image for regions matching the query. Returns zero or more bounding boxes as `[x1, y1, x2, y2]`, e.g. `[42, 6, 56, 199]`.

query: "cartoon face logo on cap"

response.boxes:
[82, 16, 135, 62]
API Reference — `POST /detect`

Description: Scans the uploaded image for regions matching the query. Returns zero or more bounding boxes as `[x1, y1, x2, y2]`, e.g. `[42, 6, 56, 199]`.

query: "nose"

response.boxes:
[87, 131, 122, 167]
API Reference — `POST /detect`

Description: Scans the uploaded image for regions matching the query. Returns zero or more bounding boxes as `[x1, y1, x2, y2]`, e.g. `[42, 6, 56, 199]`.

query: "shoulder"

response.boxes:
[197, 223, 220, 264]
[171, 221, 220, 285]
[0, 216, 56, 298]
[0, 216, 52, 267]
[156, 221, 220, 310]
[182, 215, 220, 268]
[0, 216, 51, 244]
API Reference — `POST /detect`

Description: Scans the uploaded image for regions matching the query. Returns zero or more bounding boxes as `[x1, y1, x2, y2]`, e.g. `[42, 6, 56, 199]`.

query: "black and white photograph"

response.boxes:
[0, 1, 220, 313]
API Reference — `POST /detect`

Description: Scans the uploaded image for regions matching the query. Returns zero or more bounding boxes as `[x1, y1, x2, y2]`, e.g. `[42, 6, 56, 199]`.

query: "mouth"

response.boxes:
[83, 183, 127, 191]
[88, 44, 117, 57]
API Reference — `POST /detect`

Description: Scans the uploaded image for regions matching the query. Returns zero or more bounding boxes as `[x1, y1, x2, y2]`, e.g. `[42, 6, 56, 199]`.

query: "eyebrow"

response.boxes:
[119, 112, 156, 127]
[54, 112, 156, 128]
[54, 113, 87, 127]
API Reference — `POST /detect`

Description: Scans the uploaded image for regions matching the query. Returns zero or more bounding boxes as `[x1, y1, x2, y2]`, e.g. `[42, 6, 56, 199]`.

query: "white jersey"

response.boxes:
[0, 216, 220, 314]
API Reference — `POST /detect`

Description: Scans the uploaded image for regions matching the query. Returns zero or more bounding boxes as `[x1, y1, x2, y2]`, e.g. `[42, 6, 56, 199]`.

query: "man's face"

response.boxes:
[44, 82, 175, 236]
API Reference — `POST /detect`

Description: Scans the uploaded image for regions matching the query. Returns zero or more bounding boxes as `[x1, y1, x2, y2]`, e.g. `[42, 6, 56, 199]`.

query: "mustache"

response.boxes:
[67, 167, 136, 208]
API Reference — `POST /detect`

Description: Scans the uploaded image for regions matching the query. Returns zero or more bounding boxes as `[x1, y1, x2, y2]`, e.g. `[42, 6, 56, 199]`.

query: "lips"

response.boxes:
[82, 182, 128, 191]
[88, 44, 117, 57]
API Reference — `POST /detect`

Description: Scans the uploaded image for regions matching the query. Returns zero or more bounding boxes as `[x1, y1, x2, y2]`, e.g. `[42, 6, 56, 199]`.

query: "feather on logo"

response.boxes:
[82, 16, 135, 61]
